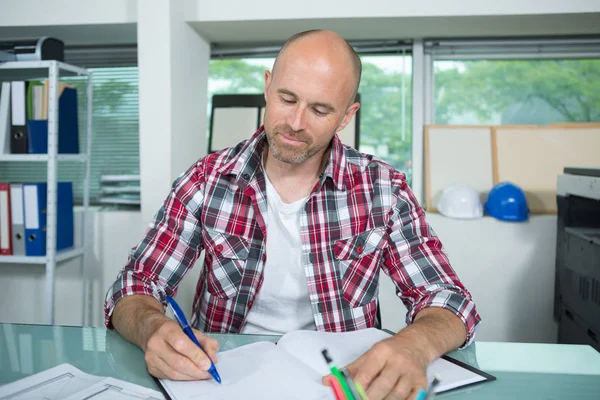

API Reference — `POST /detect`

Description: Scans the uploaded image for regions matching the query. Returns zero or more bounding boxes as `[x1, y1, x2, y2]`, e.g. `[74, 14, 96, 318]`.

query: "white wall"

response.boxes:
[0, 0, 600, 26]
[2, 0, 597, 27]
[0, 0, 137, 26]
[187, 0, 600, 21]
[379, 214, 559, 344]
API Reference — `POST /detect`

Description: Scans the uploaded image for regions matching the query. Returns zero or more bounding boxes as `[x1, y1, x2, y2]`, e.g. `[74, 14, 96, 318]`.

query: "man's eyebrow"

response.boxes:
[276, 88, 335, 112]
[311, 102, 335, 112]
[277, 88, 297, 98]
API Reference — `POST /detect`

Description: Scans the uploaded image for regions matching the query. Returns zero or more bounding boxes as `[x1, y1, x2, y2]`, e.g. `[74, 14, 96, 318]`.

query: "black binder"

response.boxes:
[10, 81, 27, 154]
[10, 126, 27, 153]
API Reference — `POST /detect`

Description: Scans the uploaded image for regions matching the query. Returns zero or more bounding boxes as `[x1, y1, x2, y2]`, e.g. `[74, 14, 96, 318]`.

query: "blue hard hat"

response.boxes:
[484, 182, 529, 222]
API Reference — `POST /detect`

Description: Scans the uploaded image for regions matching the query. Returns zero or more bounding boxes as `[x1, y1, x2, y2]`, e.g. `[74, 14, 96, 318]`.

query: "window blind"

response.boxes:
[425, 37, 600, 59]
[211, 39, 412, 59]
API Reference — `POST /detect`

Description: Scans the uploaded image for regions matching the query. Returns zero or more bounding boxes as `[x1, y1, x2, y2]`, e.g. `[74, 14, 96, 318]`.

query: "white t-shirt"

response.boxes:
[240, 175, 316, 335]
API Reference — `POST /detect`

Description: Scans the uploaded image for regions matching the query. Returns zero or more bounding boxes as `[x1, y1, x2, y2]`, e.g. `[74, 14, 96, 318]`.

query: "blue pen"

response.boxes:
[165, 296, 222, 384]
[420, 375, 440, 400]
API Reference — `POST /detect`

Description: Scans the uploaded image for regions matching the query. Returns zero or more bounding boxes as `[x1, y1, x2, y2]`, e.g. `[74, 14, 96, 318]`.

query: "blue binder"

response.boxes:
[27, 87, 79, 154]
[23, 182, 74, 256]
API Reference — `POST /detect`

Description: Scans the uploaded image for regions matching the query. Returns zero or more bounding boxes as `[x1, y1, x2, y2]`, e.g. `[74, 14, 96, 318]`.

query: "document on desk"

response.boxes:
[159, 328, 495, 400]
[0, 363, 165, 400]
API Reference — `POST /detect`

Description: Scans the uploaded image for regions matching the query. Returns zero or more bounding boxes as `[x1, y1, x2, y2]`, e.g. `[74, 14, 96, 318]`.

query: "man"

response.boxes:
[105, 30, 480, 400]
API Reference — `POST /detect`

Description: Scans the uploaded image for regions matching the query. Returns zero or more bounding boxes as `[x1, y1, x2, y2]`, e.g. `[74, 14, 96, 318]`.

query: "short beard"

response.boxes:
[266, 124, 326, 165]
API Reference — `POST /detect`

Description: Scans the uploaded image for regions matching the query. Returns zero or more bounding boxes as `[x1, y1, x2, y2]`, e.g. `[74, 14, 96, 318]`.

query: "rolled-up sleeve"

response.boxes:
[382, 172, 481, 348]
[103, 162, 206, 330]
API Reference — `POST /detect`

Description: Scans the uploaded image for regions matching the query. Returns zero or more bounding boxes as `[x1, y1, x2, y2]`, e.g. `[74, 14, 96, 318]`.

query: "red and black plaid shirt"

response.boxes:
[105, 128, 480, 346]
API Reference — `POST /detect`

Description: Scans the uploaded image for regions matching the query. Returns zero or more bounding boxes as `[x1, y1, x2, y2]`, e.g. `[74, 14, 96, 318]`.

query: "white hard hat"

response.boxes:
[437, 183, 483, 219]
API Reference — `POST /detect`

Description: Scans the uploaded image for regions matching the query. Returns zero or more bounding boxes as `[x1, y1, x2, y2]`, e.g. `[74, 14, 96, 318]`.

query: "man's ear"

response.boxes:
[336, 102, 360, 133]
[264, 70, 272, 103]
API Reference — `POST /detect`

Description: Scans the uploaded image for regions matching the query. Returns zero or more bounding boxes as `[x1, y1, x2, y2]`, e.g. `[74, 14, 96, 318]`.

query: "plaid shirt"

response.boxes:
[104, 127, 480, 346]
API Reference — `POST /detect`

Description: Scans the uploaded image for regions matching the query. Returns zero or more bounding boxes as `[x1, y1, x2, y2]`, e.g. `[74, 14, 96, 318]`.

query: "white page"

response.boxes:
[64, 377, 164, 400]
[0, 364, 165, 400]
[427, 358, 486, 392]
[277, 328, 392, 377]
[278, 329, 487, 394]
[0, 363, 102, 400]
[160, 341, 332, 400]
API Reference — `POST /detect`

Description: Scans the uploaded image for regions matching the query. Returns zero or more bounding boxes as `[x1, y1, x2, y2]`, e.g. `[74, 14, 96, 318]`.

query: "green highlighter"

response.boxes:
[322, 349, 356, 400]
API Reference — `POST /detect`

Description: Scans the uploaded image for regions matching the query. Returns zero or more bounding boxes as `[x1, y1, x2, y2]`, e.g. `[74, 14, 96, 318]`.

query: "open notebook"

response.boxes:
[158, 328, 495, 400]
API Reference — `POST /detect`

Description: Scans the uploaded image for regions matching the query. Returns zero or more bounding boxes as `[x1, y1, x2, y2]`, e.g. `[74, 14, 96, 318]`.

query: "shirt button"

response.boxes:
[262, 254, 266, 262]
[243, 173, 250, 180]
[215, 244, 223, 253]
[356, 245, 364, 254]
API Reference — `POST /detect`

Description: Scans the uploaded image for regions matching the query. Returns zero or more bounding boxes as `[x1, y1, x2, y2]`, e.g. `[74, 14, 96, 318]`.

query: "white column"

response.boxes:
[137, 0, 210, 224]
[411, 40, 425, 205]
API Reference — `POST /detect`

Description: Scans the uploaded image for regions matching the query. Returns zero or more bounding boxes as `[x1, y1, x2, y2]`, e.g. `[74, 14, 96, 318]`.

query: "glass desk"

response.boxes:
[1, 323, 599, 399]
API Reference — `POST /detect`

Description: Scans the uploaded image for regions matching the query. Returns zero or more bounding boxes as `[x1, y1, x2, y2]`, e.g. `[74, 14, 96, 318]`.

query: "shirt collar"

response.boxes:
[320, 133, 347, 191]
[218, 126, 349, 191]
[217, 127, 266, 185]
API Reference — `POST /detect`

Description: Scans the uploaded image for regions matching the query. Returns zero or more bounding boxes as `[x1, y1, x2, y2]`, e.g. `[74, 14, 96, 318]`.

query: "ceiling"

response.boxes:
[192, 13, 600, 45]
[0, 13, 598, 47]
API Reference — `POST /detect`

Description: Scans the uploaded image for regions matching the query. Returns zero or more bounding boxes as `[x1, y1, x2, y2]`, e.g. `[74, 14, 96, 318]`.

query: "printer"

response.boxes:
[555, 167, 600, 351]
[0, 37, 64, 62]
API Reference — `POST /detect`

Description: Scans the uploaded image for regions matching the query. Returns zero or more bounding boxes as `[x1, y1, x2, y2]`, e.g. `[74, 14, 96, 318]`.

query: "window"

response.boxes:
[0, 67, 140, 206]
[435, 59, 600, 125]
[428, 37, 600, 125]
[207, 52, 413, 184]
[358, 55, 412, 182]
[207, 57, 270, 135]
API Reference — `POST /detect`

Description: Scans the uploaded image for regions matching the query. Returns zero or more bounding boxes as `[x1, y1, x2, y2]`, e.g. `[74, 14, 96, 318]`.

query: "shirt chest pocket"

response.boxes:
[203, 228, 250, 298]
[333, 227, 386, 308]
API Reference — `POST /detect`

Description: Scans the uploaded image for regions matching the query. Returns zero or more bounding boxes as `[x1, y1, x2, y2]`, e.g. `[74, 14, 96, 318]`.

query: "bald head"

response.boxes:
[271, 30, 362, 103]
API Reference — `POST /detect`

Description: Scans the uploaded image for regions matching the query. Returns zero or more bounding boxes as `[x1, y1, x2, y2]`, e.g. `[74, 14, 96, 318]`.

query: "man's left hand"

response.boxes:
[322, 336, 429, 400]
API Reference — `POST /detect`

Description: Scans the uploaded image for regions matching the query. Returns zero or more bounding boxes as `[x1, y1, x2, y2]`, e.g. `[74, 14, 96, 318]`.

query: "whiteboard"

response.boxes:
[495, 127, 600, 213]
[210, 108, 259, 152]
[425, 126, 494, 211]
[337, 114, 357, 148]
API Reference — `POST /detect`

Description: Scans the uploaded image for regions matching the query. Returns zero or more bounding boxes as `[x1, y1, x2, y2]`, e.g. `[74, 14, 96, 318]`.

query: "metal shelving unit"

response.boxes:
[0, 60, 92, 326]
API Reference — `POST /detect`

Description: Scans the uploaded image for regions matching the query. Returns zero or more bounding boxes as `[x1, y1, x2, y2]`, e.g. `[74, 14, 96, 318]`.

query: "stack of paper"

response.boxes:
[0, 363, 164, 400]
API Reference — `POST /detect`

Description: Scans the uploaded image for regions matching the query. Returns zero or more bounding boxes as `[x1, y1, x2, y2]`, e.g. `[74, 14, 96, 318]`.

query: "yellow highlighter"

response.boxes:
[353, 381, 368, 400]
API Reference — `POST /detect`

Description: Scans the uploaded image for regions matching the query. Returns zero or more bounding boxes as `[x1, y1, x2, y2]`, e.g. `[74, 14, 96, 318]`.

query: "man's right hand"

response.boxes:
[110, 295, 220, 381]
[143, 320, 220, 380]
